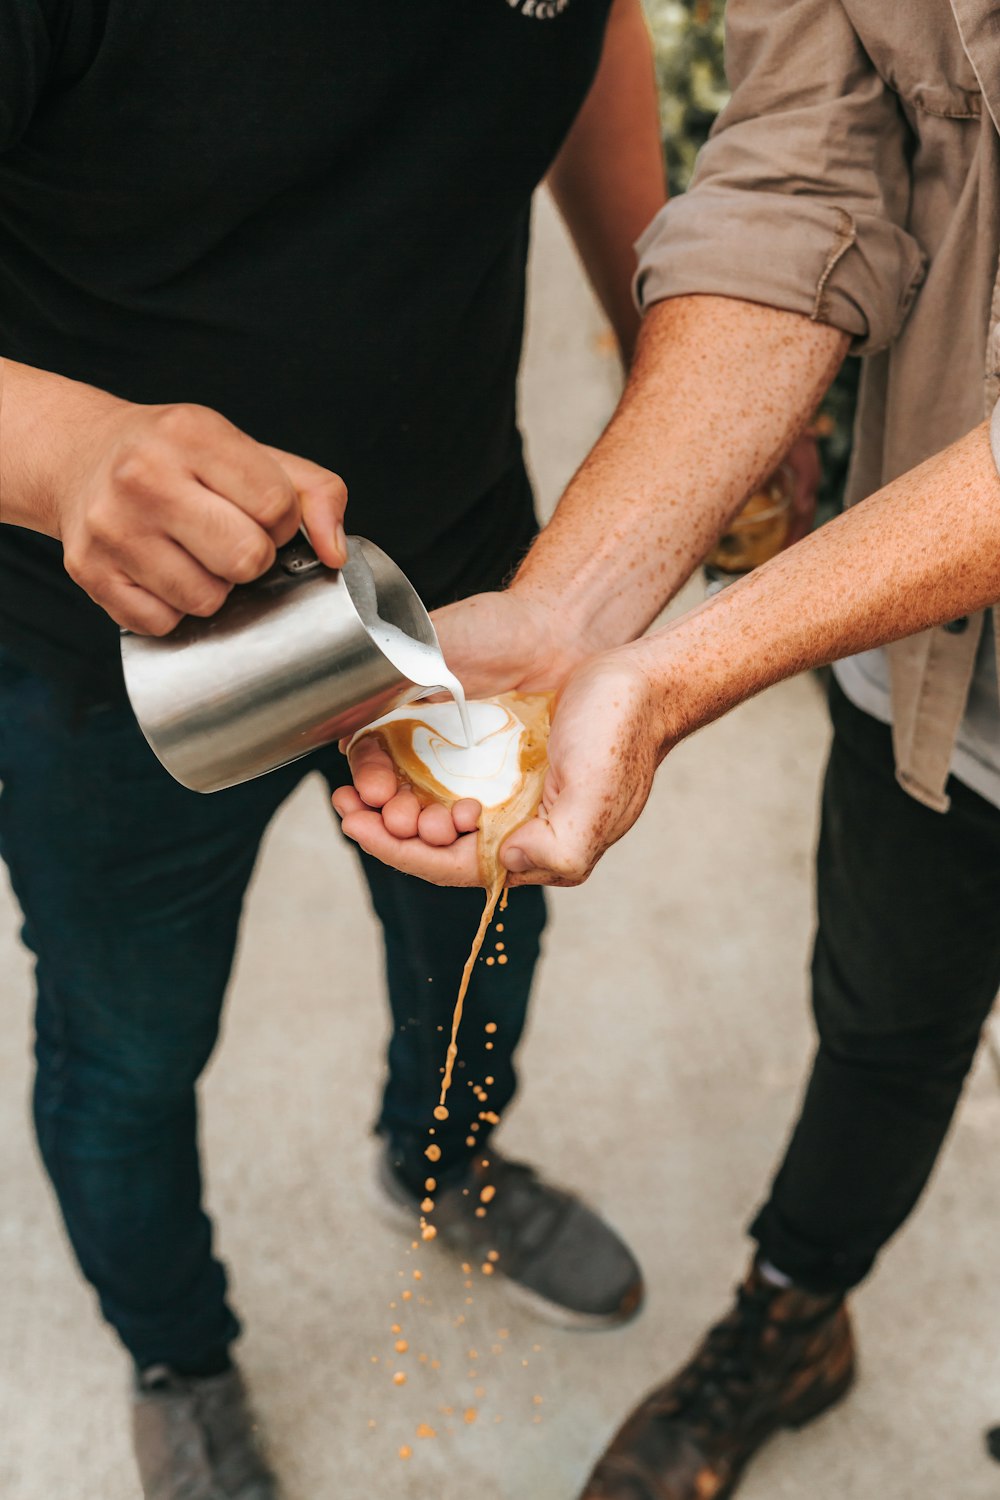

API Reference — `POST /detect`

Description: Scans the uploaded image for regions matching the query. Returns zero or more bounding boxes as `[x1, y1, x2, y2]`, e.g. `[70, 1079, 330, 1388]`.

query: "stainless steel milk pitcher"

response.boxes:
[121, 534, 442, 793]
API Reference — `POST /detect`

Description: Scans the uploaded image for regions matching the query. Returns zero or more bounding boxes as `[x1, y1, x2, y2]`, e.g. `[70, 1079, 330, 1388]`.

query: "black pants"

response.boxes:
[0, 650, 544, 1370]
[751, 679, 1000, 1292]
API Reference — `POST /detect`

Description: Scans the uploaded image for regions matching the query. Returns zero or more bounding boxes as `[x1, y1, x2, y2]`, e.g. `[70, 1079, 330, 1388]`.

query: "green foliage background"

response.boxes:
[641, 0, 858, 517]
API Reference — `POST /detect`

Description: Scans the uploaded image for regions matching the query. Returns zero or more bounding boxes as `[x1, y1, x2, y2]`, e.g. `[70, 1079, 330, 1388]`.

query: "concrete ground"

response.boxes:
[2, 193, 1000, 1499]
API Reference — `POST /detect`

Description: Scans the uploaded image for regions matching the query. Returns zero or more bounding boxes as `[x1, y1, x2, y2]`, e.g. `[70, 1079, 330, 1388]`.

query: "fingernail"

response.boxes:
[503, 848, 529, 873]
[334, 522, 348, 560]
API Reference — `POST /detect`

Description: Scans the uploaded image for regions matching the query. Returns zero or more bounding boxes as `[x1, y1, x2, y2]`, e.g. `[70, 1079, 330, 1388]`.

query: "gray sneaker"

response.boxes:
[131, 1364, 280, 1500]
[375, 1144, 644, 1329]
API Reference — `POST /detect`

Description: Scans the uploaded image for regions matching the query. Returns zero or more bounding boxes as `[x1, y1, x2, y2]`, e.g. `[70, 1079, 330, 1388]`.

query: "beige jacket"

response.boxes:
[636, 0, 1000, 811]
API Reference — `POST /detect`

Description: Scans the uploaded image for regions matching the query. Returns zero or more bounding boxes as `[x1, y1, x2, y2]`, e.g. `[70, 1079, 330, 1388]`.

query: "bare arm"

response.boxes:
[497, 421, 1000, 882]
[431, 294, 847, 695]
[546, 0, 666, 365]
[0, 358, 348, 634]
[336, 292, 847, 843]
[639, 421, 1000, 752]
[337, 421, 1000, 885]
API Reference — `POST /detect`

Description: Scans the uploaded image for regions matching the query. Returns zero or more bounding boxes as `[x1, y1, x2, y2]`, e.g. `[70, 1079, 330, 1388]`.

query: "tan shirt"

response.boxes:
[635, 0, 1000, 812]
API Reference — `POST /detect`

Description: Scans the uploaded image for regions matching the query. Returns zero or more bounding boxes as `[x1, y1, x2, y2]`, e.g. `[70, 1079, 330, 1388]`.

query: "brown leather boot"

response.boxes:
[579, 1264, 856, 1500]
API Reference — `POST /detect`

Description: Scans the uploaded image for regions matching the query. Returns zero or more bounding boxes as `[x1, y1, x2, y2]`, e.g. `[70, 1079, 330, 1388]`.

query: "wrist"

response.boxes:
[505, 577, 604, 684]
[0, 360, 127, 535]
[626, 619, 728, 759]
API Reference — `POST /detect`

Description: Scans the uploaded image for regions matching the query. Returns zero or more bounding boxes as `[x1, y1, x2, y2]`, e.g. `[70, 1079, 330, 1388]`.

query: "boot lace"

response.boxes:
[670, 1281, 780, 1431]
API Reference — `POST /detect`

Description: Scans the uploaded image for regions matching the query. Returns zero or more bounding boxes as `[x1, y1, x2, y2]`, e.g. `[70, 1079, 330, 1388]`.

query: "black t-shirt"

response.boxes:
[0, 0, 611, 697]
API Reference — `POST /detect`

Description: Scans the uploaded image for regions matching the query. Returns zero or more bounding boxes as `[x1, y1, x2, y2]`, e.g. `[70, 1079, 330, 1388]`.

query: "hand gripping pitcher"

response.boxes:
[121, 534, 467, 793]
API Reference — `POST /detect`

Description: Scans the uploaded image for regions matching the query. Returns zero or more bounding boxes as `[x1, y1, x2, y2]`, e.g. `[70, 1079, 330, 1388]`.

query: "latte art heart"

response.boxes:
[350, 699, 527, 807]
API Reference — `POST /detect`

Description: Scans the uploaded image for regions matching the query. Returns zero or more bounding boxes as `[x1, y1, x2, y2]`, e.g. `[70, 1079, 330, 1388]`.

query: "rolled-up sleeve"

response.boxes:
[636, 0, 927, 354]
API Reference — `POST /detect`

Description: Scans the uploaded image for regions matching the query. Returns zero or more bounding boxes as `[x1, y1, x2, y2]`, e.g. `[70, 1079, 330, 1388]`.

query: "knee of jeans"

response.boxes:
[817, 1014, 983, 1083]
[36, 1023, 219, 1142]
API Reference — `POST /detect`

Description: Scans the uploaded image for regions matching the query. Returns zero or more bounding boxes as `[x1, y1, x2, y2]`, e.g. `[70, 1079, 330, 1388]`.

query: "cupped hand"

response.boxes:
[340, 586, 591, 816]
[56, 399, 348, 635]
[333, 645, 666, 888]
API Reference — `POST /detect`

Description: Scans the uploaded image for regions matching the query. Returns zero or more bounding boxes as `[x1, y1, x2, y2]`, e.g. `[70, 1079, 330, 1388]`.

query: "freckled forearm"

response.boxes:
[510, 295, 848, 656]
[634, 421, 1000, 754]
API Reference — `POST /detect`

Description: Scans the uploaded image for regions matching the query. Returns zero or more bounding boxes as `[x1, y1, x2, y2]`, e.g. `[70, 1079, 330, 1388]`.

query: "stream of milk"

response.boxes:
[365, 618, 476, 747]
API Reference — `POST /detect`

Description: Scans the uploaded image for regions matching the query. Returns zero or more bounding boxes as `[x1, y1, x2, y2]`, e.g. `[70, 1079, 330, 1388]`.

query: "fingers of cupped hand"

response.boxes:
[381, 792, 468, 846]
[347, 737, 400, 808]
[339, 809, 481, 886]
[332, 786, 365, 819]
[382, 789, 423, 838]
[451, 798, 482, 834]
[415, 803, 461, 846]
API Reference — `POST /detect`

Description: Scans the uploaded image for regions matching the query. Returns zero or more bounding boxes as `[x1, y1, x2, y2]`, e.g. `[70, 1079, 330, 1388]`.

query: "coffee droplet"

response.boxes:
[480, 1185, 496, 1203]
[391, 1323, 401, 1334]
[495, 942, 505, 952]
[485, 1022, 498, 1033]
[433, 1105, 449, 1121]
[425, 1144, 442, 1162]
[399, 1444, 412, 1460]
[413, 1270, 423, 1280]
[487, 1250, 500, 1262]
[498, 955, 508, 965]
[420, 1197, 435, 1213]
[485, 956, 495, 966]
[465, 1136, 476, 1147]
[533, 1395, 544, 1406]
[464, 1408, 478, 1425]
[495, 923, 504, 933]
[475, 1207, 487, 1218]
[481, 1262, 494, 1276]
[402, 1290, 413, 1302]
[422, 1225, 437, 1241]
[416, 1423, 436, 1439]
[393, 1372, 407, 1386]
[485, 1076, 494, 1085]
[424, 1177, 437, 1192]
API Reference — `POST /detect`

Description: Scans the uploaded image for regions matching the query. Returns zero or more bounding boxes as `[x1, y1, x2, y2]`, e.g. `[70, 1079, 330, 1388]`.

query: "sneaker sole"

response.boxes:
[367, 1167, 645, 1332]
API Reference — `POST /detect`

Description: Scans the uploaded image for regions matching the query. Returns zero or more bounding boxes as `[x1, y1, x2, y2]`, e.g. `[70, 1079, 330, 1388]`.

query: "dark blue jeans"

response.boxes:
[0, 652, 545, 1370]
